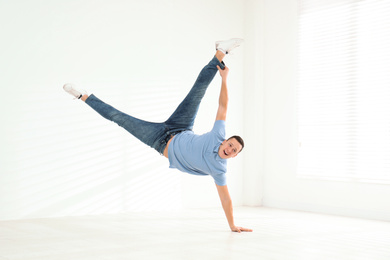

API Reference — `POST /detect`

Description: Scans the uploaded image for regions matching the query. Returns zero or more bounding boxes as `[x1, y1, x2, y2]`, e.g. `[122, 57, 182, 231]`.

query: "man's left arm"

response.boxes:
[216, 184, 253, 233]
[216, 65, 229, 121]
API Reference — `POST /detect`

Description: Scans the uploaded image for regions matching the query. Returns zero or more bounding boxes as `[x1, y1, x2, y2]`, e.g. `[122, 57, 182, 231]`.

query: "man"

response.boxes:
[64, 38, 252, 233]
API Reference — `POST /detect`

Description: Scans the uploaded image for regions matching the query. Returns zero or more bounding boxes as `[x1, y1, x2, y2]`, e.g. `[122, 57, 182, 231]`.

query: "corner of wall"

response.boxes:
[242, 0, 265, 206]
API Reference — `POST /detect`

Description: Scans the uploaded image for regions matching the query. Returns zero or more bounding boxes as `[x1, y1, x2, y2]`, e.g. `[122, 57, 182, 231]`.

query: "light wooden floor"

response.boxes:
[0, 207, 389, 260]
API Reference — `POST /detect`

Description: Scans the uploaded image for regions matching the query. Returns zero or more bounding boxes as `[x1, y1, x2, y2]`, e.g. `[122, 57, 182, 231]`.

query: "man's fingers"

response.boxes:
[233, 227, 253, 233]
[217, 65, 229, 73]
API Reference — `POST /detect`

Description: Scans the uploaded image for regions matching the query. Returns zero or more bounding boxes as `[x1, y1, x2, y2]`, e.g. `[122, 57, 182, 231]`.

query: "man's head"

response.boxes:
[218, 135, 244, 159]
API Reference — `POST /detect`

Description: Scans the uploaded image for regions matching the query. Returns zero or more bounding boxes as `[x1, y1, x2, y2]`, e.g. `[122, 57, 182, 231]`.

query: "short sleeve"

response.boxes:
[212, 172, 227, 186]
[212, 120, 226, 139]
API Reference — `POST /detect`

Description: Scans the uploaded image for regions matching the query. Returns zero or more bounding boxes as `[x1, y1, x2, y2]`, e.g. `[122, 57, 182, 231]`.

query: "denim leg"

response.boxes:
[165, 56, 225, 130]
[85, 94, 167, 153]
[83, 56, 225, 154]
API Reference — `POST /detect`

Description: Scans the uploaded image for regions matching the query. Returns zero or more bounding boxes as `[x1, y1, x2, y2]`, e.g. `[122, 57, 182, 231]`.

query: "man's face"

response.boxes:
[218, 138, 242, 159]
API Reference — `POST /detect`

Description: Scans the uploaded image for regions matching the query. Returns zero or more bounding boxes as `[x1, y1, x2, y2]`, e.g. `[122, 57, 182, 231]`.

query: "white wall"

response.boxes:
[0, 0, 245, 220]
[242, 0, 264, 206]
[261, 0, 390, 221]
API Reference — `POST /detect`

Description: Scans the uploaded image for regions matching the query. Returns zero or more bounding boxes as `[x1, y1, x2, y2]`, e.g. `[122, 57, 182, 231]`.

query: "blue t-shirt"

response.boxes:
[168, 120, 227, 186]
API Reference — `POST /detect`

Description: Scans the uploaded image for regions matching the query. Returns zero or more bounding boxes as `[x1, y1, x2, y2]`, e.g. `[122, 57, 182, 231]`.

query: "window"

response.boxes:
[297, 0, 390, 183]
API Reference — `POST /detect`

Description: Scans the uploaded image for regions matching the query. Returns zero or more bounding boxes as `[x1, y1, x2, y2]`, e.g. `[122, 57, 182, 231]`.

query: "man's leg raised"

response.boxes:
[164, 51, 226, 130]
[63, 84, 166, 153]
[164, 37, 243, 131]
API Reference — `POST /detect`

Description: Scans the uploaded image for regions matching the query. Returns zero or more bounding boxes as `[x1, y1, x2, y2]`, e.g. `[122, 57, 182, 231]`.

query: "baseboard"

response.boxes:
[262, 199, 390, 222]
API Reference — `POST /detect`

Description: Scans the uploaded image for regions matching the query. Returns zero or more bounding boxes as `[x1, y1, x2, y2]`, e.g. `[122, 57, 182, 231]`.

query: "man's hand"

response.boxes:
[217, 65, 229, 81]
[230, 225, 253, 233]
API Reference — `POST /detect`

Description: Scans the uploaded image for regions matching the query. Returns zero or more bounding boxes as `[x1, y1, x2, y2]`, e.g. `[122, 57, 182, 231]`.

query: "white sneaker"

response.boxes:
[215, 38, 244, 54]
[63, 83, 83, 99]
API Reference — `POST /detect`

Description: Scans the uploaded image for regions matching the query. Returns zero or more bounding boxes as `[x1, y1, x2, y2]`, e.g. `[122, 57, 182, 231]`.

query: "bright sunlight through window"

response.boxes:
[297, 0, 390, 184]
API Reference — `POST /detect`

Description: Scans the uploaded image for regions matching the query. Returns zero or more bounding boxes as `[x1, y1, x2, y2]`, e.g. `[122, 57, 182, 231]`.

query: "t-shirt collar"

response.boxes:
[214, 143, 225, 161]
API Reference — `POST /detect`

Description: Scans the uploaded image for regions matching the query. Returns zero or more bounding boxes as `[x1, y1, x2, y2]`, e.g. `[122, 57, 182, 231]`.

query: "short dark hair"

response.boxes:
[228, 135, 244, 153]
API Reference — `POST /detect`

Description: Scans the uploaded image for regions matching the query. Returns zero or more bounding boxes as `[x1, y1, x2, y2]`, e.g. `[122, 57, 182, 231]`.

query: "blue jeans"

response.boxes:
[85, 56, 225, 154]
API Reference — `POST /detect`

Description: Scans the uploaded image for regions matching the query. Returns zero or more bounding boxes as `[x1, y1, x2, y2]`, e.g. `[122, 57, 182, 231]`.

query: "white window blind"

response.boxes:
[297, 0, 390, 183]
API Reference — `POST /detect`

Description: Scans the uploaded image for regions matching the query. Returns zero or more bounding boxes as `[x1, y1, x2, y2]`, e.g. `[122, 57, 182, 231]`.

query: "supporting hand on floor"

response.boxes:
[230, 225, 253, 233]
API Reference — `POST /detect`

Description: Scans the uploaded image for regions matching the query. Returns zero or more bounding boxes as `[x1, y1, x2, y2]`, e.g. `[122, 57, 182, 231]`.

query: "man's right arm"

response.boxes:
[216, 184, 253, 233]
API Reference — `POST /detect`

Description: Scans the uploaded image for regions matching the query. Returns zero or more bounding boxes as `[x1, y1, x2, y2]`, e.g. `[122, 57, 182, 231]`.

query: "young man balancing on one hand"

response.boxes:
[64, 38, 252, 233]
